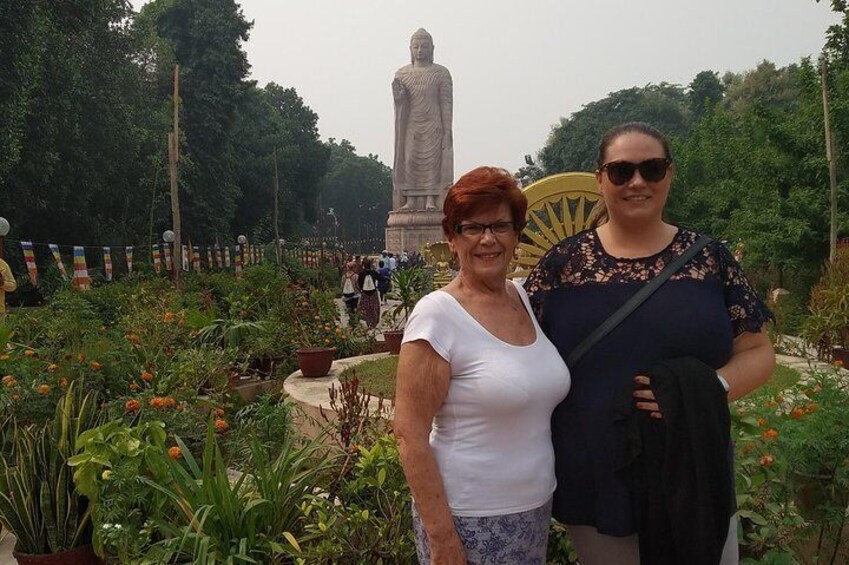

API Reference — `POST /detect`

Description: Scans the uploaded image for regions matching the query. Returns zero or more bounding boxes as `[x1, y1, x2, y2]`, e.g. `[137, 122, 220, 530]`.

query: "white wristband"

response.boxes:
[716, 372, 730, 393]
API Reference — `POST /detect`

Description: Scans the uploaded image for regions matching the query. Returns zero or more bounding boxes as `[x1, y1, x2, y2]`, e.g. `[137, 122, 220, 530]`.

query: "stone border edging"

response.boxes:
[283, 352, 395, 436]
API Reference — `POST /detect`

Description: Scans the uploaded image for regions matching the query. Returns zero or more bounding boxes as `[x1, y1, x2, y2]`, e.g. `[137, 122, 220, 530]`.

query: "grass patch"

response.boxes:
[340, 355, 399, 399]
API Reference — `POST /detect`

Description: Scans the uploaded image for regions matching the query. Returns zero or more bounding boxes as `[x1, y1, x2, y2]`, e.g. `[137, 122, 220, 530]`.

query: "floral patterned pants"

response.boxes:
[412, 499, 552, 564]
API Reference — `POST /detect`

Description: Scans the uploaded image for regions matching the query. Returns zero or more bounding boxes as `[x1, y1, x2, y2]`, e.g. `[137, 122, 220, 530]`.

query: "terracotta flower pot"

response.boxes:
[13, 545, 100, 565]
[296, 346, 337, 377]
[382, 330, 404, 355]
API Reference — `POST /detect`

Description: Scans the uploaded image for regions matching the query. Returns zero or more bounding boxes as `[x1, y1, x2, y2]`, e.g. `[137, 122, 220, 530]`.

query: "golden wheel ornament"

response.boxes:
[509, 172, 600, 279]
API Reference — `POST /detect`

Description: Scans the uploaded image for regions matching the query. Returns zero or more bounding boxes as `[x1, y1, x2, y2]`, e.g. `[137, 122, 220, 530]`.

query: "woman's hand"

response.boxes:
[430, 532, 468, 564]
[633, 375, 662, 419]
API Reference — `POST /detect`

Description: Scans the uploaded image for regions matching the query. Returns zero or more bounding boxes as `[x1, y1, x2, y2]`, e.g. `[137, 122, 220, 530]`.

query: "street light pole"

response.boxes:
[0, 217, 9, 261]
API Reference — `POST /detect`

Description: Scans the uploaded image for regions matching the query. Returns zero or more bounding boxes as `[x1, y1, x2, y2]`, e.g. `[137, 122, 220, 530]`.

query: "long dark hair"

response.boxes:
[588, 122, 673, 229]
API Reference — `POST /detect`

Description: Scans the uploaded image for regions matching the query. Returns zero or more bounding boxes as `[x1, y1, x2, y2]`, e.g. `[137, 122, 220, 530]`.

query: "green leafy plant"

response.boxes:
[144, 425, 332, 563]
[299, 435, 415, 564]
[802, 249, 849, 359]
[382, 267, 426, 331]
[69, 419, 170, 561]
[0, 382, 102, 554]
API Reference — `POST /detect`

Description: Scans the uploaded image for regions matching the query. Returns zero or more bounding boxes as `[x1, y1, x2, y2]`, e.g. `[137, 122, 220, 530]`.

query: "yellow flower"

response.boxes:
[24, 350, 36, 357]
[46, 363, 59, 373]
[102, 470, 113, 480]
[37, 384, 51, 395]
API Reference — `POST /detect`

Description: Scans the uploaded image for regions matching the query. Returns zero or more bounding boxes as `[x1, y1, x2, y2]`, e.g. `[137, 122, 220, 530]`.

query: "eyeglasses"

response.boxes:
[454, 221, 518, 237]
[599, 158, 671, 186]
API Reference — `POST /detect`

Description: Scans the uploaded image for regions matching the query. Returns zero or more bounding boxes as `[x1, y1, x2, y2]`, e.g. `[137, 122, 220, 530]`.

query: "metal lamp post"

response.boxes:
[0, 217, 9, 261]
[163, 230, 178, 283]
[238, 235, 248, 266]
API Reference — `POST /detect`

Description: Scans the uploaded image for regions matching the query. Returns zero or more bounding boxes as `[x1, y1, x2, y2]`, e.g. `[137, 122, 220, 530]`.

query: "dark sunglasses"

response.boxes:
[599, 158, 671, 186]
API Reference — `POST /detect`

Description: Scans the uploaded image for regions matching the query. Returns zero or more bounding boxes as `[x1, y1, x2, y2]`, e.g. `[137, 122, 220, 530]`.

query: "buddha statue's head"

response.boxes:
[409, 28, 434, 64]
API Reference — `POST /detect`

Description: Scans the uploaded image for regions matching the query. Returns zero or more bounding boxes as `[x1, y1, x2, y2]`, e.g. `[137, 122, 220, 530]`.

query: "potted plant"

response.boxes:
[381, 267, 426, 355]
[293, 313, 339, 377]
[0, 383, 103, 564]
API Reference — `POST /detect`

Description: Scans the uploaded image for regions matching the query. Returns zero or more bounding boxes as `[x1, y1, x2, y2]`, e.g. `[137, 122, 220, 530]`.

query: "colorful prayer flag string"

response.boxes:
[21, 241, 38, 286]
[103, 247, 113, 281]
[72, 246, 91, 291]
[48, 244, 69, 281]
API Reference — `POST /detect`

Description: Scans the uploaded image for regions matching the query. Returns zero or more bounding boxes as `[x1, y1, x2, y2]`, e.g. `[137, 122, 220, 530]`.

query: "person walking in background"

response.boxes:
[526, 122, 775, 565]
[341, 261, 360, 317]
[357, 259, 381, 329]
[0, 258, 17, 323]
[395, 166, 570, 564]
[377, 260, 391, 304]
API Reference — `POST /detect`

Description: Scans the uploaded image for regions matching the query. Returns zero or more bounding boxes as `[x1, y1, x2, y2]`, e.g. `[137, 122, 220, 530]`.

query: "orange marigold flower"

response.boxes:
[37, 384, 51, 395]
[89, 361, 102, 371]
[804, 402, 817, 414]
[741, 443, 756, 455]
[77, 353, 86, 363]
[214, 419, 229, 432]
[214, 408, 225, 418]
[3, 376, 18, 388]
[129, 382, 139, 392]
[168, 446, 182, 459]
[835, 359, 845, 367]
[10, 393, 21, 401]
[46, 363, 59, 373]
[125, 399, 141, 412]
[757, 418, 766, 426]
[761, 428, 779, 440]
[0, 354, 10, 361]
[24, 350, 36, 357]
[760, 454, 775, 466]
[163, 397, 176, 408]
[125, 334, 141, 344]
[790, 408, 805, 420]
[163, 311, 176, 322]
[176, 403, 185, 412]
[141, 371, 153, 382]
[58, 378, 68, 389]
[149, 397, 164, 409]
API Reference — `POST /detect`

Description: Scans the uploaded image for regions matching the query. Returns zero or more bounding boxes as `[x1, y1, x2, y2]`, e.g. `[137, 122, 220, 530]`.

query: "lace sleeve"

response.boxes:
[714, 242, 774, 336]
[524, 240, 575, 331]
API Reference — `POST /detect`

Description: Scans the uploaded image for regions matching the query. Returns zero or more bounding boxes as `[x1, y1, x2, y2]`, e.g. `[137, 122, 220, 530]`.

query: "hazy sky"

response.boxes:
[132, 0, 839, 176]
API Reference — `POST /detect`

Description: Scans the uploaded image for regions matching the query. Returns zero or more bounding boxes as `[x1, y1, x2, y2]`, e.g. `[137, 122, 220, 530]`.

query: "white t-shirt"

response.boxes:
[402, 280, 571, 516]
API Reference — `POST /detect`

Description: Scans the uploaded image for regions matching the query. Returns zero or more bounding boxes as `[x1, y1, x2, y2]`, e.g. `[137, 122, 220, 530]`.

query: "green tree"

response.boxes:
[0, 0, 164, 247]
[688, 70, 725, 120]
[318, 139, 392, 244]
[140, 0, 253, 241]
[538, 83, 690, 174]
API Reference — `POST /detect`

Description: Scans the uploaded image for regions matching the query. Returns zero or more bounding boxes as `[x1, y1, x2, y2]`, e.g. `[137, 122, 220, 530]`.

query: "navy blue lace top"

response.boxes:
[524, 227, 772, 535]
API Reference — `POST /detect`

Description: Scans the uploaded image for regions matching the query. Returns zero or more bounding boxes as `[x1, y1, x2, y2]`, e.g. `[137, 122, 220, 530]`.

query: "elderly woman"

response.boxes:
[525, 122, 775, 564]
[394, 167, 571, 564]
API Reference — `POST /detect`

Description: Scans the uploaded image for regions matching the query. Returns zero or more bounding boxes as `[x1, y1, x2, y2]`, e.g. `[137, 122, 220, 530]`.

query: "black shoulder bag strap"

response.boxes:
[565, 235, 712, 368]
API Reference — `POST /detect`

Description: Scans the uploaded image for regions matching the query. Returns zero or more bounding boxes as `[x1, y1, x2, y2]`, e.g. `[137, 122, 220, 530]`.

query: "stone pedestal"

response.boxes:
[385, 209, 444, 254]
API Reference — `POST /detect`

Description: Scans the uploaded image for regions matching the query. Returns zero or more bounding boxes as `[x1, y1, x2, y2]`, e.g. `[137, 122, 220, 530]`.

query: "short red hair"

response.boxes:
[442, 167, 527, 238]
